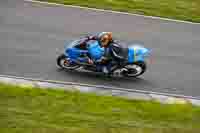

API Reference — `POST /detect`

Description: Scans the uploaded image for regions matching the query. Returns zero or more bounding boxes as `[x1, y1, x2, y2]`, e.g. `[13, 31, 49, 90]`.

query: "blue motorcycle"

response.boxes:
[57, 38, 151, 77]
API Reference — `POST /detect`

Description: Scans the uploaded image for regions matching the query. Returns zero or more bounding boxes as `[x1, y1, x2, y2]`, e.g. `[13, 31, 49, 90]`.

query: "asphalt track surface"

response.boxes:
[1, 0, 200, 97]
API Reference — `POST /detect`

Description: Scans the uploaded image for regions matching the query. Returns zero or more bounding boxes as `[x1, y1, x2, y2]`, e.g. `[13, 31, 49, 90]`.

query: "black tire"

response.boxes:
[57, 54, 65, 68]
[136, 61, 147, 76]
[125, 61, 147, 77]
[56, 54, 79, 70]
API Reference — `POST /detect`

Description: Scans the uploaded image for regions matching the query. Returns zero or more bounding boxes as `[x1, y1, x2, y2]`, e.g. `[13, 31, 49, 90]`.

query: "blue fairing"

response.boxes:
[87, 40, 104, 61]
[64, 39, 104, 63]
[65, 48, 87, 59]
[128, 48, 135, 63]
[128, 46, 150, 63]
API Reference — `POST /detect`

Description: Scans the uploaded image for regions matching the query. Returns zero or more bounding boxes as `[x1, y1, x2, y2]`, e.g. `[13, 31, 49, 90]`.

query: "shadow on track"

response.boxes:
[56, 68, 153, 88]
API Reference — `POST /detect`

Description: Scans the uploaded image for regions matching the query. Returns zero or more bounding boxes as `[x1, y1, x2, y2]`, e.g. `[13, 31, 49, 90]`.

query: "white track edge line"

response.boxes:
[24, 0, 200, 25]
[0, 74, 199, 100]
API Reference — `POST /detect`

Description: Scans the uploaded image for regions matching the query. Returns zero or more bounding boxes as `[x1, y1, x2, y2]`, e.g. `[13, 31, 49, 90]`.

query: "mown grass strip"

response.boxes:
[0, 83, 200, 133]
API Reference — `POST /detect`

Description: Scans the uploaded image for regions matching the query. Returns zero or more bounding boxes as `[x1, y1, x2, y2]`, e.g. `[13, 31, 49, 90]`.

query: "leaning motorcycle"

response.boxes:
[57, 38, 151, 77]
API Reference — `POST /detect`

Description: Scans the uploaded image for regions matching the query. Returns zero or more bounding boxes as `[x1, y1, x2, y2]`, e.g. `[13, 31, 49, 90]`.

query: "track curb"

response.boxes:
[0, 74, 200, 106]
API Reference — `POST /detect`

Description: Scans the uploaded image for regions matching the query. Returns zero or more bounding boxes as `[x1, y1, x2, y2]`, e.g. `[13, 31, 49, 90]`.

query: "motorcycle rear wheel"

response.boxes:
[124, 61, 146, 77]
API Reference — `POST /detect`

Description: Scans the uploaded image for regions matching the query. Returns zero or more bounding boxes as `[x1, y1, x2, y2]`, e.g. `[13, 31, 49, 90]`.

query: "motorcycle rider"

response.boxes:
[97, 32, 127, 74]
[76, 32, 125, 74]
[77, 32, 113, 65]
[95, 32, 114, 74]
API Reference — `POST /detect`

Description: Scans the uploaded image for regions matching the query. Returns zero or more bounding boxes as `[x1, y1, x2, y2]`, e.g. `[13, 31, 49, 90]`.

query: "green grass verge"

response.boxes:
[0, 83, 200, 133]
[39, 0, 200, 23]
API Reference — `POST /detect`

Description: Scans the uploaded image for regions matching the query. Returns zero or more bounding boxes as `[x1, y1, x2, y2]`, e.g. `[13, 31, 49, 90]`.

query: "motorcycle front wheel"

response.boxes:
[57, 54, 80, 70]
[124, 61, 146, 77]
